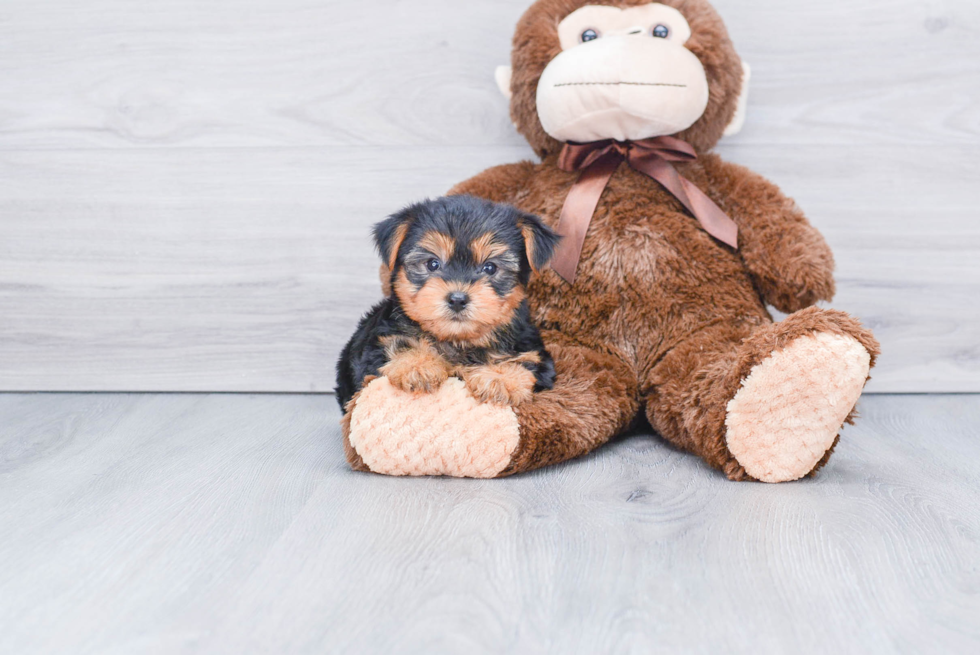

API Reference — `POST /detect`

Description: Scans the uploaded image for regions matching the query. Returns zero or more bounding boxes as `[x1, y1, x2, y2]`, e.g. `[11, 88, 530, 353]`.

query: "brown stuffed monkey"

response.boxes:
[342, 0, 880, 483]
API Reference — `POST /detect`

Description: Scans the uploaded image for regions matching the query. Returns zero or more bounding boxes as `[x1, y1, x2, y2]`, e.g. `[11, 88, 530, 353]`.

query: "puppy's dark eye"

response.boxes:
[652, 25, 669, 38]
[426, 259, 441, 273]
[482, 262, 498, 276]
[581, 29, 599, 43]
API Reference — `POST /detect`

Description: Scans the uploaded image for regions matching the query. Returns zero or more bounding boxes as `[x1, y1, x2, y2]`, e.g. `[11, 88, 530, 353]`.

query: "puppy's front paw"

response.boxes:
[381, 349, 451, 394]
[463, 364, 535, 406]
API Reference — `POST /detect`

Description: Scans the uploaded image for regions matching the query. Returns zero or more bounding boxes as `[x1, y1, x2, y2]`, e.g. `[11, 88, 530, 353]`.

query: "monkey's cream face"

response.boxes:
[536, 3, 710, 144]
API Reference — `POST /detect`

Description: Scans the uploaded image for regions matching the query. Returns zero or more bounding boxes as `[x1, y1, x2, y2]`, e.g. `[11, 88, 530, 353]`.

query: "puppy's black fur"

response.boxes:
[335, 195, 560, 409]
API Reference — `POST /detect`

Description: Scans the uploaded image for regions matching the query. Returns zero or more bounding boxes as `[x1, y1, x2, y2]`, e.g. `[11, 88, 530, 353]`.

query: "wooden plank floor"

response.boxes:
[1, 0, 978, 393]
[1, 393, 977, 654]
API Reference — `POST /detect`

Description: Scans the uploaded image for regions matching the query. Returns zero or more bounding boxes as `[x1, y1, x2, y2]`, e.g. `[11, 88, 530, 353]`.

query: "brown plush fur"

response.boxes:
[346, 0, 880, 480]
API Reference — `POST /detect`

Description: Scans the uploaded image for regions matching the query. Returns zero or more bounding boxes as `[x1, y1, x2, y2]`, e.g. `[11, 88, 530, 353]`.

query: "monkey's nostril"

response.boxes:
[447, 292, 470, 312]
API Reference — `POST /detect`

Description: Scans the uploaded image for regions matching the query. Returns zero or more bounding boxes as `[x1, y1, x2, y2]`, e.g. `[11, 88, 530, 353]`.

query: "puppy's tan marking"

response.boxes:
[380, 338, 452, 394]
[462, 362, 536, 406]
[521, 224, 543, 272]
[439, 282, 526, 345]
[379, 264, 393, 296]
[468, 280, 526, 330]
[491, 350, 542, 366]
[470, 233, 510, 264]
[418, 231, 456, 263]
[395, 268, 525, 344]
[386, 223, 409, 269]
[397, 273, 455, 332]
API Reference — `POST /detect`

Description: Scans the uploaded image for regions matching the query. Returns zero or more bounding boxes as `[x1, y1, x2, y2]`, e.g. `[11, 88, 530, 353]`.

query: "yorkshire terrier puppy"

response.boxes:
[336, 195, 561, 410]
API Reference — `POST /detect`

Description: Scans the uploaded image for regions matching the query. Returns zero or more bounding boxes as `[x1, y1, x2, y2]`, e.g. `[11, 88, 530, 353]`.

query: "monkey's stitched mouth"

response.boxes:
[554, 81, 688, 88]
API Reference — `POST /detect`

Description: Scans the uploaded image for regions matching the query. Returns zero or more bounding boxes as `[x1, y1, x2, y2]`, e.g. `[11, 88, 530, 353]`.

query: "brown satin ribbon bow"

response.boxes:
[552, 136, 739, 284]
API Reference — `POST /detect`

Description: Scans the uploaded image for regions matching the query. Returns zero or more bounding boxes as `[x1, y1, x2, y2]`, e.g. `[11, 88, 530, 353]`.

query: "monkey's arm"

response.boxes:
[447, 161, 537, 204]
[699, 154, 836, 313]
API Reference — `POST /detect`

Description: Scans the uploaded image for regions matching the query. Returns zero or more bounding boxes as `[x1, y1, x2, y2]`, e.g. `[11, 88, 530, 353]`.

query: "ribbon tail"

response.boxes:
[678, 177, 739, 249]
[632, 154, 739, 250]
[553, 153, 621, 284]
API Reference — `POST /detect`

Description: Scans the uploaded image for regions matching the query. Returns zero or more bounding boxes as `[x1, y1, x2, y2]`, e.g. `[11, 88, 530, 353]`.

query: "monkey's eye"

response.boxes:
[580, 29, 599, 43]
[652, 25, 670, 38]
[425, 259, 441, 273]
[482, 262, 498, 276]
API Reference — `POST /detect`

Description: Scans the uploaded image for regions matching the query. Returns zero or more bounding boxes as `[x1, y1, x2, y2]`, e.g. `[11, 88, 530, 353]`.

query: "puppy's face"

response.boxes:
[396, 228, 526, 343]
[374, 197, 560, 344]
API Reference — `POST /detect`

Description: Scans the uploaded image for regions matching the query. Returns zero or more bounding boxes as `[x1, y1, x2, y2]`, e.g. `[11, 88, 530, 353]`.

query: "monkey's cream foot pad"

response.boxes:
[725, 332, 872, 484]
[347, 377, 521, 478]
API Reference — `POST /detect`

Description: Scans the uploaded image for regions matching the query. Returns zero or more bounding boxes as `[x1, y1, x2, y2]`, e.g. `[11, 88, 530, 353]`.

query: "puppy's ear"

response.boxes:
[518, 213, 561, 273]
[372, 206, 415, 270]
[379, 264, 393, 296]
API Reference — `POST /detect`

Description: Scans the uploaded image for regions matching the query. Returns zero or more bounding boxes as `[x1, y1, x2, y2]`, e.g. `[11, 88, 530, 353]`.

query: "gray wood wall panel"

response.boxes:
[0, 0, 978, 392]
[1, 0, 977, 149]
[1, 393, 978, 653]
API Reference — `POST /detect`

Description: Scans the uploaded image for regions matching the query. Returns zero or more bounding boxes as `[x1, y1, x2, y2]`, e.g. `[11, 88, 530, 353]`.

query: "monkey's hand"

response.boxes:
[380, 348, 452, 394]
[462, 363, 536, 406]
[743, 233, 837, 313]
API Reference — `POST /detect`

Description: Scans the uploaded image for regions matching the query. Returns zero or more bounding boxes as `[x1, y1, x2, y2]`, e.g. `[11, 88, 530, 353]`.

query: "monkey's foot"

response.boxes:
[725, 332, 872, 483]
[344, 377, 520, 478]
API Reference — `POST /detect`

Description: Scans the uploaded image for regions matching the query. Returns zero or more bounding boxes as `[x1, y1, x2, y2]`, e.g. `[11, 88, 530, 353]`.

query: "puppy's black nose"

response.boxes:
[447, 292, 470, 313]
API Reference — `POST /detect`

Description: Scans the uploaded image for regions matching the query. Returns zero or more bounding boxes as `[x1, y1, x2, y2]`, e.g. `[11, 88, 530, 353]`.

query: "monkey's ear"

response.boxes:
[372, 207, 415, 270]
[723, 61, 752, 137]
[495, 65, 513, 99]
[518, 213, 561, 273]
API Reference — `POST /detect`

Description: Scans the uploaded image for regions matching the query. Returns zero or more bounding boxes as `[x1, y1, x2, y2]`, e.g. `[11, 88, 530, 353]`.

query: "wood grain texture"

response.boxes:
[0, 0, 978, 392]
[0, 393, 977, 653]
[1, 145, 977, 392]
[0, 0, 976, 149]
